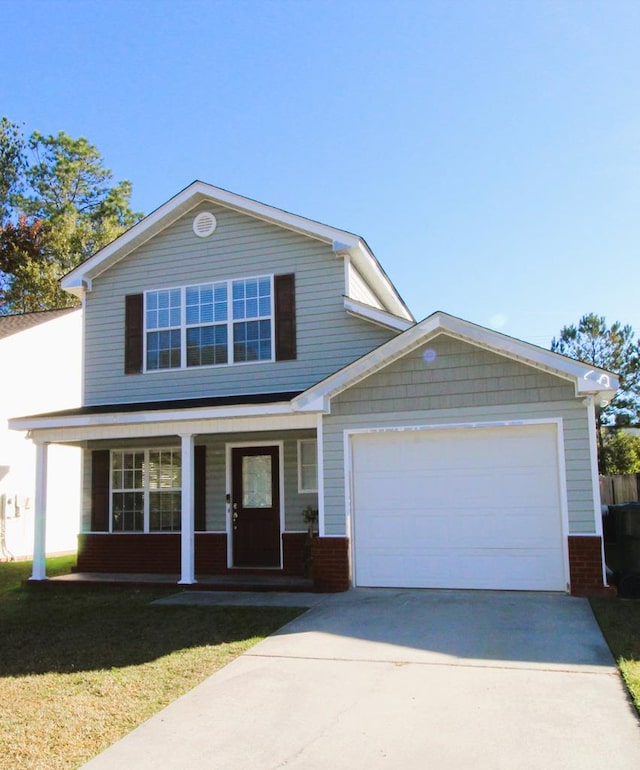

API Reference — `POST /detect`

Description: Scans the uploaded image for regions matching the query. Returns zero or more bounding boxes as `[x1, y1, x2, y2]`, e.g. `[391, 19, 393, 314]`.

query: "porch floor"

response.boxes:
[41, 572, 314, 592]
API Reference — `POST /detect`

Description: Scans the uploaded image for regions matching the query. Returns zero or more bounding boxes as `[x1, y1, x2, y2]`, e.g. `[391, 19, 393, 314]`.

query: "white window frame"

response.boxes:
[297, 439, 318, 493]
[109, 447, 182, 533]
[143, 274, 275, 372]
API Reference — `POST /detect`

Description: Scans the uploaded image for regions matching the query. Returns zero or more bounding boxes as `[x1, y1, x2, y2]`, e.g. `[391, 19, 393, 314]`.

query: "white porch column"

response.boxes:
[178, 433, 196, 585]
[316, 415, 325, 537]
[30, 440, 49, 581]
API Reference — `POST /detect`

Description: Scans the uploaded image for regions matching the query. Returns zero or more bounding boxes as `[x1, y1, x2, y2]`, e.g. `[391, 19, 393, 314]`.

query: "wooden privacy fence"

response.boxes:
[600, 474, 640, 506]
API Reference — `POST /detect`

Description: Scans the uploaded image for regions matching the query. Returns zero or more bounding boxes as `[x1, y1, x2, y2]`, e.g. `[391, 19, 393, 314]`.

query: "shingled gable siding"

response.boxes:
[321, 335, 598, 538]
[83, 202, 396, 406]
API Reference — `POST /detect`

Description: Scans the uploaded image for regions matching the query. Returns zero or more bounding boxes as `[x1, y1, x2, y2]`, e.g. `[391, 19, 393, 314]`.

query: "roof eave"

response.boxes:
[61, 181, 369, 291]
[293, 311, 620, 410]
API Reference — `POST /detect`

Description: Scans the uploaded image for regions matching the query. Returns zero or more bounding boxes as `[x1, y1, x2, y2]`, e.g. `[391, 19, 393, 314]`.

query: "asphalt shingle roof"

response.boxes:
[0, 307, 79, 340]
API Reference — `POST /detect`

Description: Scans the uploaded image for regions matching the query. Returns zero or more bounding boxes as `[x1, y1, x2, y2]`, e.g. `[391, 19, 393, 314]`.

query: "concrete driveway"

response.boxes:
[82, 590, 640, 769]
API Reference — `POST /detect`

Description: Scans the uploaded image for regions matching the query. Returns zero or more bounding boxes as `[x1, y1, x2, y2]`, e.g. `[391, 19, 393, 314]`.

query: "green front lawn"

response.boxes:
[590, 597, 640, 712]
[0, 557, 304, 770]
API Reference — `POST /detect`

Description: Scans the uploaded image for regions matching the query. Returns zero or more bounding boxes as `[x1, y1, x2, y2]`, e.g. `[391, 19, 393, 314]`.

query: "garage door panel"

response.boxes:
[355, 465, 559, 510]
[352, 424, 566, 591]
[357, 546, 564, 591]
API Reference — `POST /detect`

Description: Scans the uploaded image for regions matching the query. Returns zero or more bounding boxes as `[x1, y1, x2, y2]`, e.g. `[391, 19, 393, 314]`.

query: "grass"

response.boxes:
[0, 557, 305, 770]
[590, 597, 640, 712]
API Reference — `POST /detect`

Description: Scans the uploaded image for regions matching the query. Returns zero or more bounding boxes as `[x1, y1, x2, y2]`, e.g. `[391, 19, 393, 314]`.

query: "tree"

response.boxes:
[601, 431, 640, 475]
[0, 216, 61, 312]
[0, 117, 26, 222]
[551, 313, 640, 427]
[0, 119, 142, 314]
[551, 313, 640, 473]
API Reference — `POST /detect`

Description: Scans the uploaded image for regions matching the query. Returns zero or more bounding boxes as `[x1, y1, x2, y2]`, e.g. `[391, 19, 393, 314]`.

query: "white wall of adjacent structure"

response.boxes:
[0, 310, 82, 559]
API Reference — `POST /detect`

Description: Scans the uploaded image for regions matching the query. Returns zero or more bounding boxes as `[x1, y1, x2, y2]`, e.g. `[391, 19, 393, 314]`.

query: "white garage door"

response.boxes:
[352, 423, 566, 591]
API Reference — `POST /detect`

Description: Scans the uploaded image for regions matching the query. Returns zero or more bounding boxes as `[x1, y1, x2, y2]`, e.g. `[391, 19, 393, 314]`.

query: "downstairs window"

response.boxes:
[111, 449, 181, 532]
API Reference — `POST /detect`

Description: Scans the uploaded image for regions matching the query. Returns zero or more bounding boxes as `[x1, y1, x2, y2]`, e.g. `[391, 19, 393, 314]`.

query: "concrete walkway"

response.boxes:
[81, 590, 640, 769]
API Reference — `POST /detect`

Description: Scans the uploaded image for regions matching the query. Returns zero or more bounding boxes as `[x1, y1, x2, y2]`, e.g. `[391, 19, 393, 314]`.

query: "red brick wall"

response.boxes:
[195, 533, 228, 573]
[77, 533, 181, 573]
[76, 532, 308, 576]
[311, 537, 350, 592]
[282, 533, 308, 576]
[77, 533, 229, 574]
[568, 535, 613, 596]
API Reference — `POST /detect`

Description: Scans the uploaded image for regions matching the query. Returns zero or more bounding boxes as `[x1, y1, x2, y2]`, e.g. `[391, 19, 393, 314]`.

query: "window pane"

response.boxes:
[299, 440, 318, 491]
[149, 491, 182, 531]
[259, 296, 270, 316]
[233, 320, 271, 362]
[147, 289, 181, 332]
[187, 325, 228, 367]
[112, 491, 144, 531]
[147, 329, 181, 370]
[186, 283, 227, 326]
[242, 455, 272, 508]
[233, 298, 245, 320]
[232, 278, 270, 321]
[148, 450, 181, 490]
[112, 452, 143, 490]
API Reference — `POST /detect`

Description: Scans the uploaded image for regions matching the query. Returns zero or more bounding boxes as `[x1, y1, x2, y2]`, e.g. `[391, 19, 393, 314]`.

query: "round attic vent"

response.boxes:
[193, 211, 217, 237]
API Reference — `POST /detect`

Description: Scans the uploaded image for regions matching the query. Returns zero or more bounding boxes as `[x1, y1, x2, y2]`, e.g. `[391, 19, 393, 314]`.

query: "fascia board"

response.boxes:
[20, 413, 318, 445]
[61, 184, 206, 289]
[439, 315, 620, 396]
[344, 297, 414, 331]
[61, 181, 365, 291]
[8, 400, 325, 433]
[293, 311, 619, 409]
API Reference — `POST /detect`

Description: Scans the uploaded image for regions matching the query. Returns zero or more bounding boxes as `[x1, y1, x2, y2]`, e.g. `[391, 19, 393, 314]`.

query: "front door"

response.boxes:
[231, 446, 281, 567]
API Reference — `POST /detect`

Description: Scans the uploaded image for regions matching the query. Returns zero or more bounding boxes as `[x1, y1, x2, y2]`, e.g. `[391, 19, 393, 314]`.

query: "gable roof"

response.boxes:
[0, 307, 79, 341]
[293, 311, 619, 411]
[61, 181, 414, 322]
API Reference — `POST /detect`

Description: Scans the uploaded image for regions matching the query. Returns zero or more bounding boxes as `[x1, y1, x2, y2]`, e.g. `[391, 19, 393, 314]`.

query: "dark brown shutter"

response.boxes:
[91, 450, 110, 532]
[125, 294, 143, 374]
[194, 445, 206, 532]
[274, 273, 296, 361]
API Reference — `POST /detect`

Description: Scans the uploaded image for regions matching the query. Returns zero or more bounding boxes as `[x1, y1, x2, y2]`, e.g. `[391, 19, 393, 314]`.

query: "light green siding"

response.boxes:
[322, 334, 597, 537]
[83, 202, 396, 405]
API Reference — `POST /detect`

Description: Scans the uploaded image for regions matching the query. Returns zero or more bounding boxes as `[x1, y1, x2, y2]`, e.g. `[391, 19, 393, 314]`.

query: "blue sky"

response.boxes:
[3, 0, 639, 346]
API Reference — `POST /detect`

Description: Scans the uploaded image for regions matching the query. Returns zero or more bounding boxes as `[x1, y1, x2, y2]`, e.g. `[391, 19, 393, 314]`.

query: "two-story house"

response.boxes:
[10, 182, 616, 594]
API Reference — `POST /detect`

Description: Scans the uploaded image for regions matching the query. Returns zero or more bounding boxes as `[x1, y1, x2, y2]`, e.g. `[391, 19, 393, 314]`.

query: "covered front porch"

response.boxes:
[13, 394, 350, 592]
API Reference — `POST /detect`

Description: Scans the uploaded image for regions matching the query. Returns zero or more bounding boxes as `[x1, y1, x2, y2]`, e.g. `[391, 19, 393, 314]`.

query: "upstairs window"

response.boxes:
[146, 289, 181, 370]
[126, 274, 295, 375]
[144, 275, 273, 371]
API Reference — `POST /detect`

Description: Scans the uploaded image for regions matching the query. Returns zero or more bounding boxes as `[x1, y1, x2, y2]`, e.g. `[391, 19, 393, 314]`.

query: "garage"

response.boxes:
[351, 422, 567, 591]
